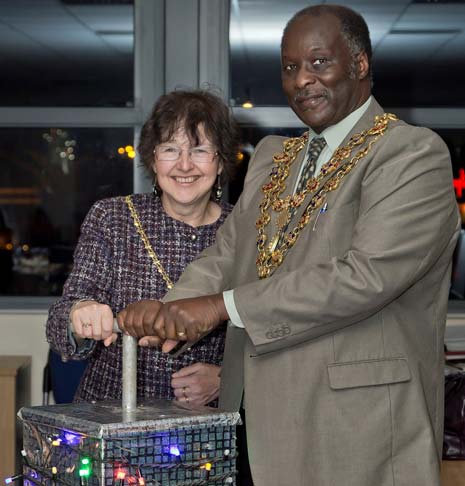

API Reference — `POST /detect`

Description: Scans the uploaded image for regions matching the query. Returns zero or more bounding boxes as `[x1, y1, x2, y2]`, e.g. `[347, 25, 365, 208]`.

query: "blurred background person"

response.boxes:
[46, 88, 239, 406]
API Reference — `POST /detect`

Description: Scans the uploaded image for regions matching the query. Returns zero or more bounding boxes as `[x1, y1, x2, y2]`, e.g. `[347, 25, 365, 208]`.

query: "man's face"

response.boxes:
[281, 13, 370, 133]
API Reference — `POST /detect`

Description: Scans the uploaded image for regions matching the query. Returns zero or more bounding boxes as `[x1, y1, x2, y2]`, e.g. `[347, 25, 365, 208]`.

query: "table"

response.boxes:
[442, 460, 465, 486]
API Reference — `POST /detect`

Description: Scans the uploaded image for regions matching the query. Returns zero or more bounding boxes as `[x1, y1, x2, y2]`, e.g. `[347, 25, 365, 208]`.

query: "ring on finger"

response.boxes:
[182, 386, 188, 398]
[82, 322, 92, 329]
[185, 396, 190, 404]
[177, 331, 186, 338]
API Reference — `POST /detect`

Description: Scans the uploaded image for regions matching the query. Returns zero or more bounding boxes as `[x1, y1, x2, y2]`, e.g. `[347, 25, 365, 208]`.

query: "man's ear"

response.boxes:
[357, 51, 370, 81]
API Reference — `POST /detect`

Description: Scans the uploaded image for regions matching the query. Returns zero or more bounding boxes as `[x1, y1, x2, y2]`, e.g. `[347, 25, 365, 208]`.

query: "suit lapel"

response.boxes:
[290, 99, 386, 224]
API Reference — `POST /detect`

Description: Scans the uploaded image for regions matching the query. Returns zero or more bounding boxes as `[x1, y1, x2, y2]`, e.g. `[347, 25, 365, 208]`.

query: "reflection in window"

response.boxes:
[0, 0, 134, 107]
[0, 127, 134, 296]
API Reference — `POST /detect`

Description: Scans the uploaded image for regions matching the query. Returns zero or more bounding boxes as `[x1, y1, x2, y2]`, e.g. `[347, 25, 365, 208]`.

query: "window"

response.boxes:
[0, 127, 134, 296]
[0, 0, 137, 298]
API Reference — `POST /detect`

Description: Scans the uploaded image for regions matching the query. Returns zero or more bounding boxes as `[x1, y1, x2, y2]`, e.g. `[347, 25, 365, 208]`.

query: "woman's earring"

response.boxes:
[152, 174, 160, 197]
[215, 174, 223, 201]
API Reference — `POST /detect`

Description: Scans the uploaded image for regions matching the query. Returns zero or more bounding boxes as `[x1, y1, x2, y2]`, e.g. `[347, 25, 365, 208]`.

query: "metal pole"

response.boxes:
[113, 319, 137, 420]
[122, 333, 138, 414]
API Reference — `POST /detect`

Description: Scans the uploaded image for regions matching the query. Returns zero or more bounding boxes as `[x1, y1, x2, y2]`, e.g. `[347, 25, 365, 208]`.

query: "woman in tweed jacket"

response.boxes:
[46, 89, 239, 405]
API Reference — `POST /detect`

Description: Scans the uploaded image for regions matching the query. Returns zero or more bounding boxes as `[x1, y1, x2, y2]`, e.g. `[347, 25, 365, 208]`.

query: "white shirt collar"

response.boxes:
[308, 95, 373, 152]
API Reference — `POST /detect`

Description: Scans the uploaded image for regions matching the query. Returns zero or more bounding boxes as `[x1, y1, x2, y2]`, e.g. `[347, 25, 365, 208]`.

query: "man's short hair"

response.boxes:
[282, 4, 372, 78]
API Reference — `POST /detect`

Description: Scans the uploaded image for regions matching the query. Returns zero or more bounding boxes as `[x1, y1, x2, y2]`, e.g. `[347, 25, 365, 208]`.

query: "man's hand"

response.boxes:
[138, 294, 229, 352]
[116, 299, 163, 338]
[70, 300, 117, 347]
[171, 363, 221, 406]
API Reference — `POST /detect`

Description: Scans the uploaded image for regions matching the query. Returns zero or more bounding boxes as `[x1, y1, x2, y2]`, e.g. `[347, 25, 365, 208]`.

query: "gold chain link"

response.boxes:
[256, 113, 398, 279]
[125, 195, 174, 290]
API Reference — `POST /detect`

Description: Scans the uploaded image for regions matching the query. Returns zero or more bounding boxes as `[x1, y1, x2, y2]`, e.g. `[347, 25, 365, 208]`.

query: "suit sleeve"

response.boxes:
[233, 125, 460, 353]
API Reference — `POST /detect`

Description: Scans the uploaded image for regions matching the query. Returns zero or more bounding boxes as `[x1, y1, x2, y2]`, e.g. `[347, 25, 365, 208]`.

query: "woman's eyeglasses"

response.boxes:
[154, 145, 218, 164]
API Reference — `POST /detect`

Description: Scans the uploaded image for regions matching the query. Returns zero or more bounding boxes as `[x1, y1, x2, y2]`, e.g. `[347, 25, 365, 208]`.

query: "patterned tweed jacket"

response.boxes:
[46, 193, 231, 402]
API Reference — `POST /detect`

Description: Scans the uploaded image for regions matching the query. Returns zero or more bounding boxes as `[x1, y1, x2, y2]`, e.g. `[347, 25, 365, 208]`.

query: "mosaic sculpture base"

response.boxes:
[19, 399, 240, 486]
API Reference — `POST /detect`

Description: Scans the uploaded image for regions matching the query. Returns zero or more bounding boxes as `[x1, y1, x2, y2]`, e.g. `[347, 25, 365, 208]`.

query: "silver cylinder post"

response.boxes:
[122, 333, 137, 417]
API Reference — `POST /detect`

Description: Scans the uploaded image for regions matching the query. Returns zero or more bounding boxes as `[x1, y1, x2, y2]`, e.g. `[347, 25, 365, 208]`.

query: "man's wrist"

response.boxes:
[212, 293, 229, 322]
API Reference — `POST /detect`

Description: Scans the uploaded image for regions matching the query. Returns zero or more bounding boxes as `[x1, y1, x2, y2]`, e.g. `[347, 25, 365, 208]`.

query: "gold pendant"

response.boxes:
[269, 233, 280, 252]
[276, 209, 290, 230]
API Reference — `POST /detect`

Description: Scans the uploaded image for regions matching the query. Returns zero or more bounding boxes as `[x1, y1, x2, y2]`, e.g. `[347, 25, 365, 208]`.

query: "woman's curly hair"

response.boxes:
[138, 89, 240, 187]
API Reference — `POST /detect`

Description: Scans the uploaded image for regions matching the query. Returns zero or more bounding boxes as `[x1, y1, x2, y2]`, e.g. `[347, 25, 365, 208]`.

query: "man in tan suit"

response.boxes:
[119, 5, 460, 485]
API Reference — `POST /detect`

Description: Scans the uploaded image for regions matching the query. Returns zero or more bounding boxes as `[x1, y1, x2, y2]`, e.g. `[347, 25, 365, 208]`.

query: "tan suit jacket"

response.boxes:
[166, 98, 460, 486]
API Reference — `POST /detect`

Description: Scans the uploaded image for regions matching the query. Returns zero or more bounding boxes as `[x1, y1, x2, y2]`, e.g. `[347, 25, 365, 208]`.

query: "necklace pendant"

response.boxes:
[276, 210, 290, 230]
[269, 233, 281, 252]
[271, 250, 283, 265]
[258, 266, 271, 279]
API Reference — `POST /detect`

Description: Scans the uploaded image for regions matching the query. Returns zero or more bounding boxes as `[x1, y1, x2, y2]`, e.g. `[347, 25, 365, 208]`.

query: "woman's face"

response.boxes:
[153, 124, 222, 213]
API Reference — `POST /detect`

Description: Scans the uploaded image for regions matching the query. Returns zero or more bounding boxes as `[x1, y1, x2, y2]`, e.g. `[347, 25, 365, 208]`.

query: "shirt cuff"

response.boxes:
[67, 321, 95, 358]
[223, 290, 244, 328]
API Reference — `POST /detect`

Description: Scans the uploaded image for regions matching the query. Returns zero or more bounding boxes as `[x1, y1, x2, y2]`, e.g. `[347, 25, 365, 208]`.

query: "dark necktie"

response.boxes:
[295, 136, 327, 194]
[275, 136, 327, 248]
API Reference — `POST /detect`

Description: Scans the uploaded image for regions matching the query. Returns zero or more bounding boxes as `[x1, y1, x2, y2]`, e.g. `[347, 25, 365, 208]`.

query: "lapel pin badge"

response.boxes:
[313, 202, 328, 231]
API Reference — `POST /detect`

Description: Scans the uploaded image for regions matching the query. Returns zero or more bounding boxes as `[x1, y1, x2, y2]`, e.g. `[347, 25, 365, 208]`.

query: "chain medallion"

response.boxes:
[255, 113, 398, 279]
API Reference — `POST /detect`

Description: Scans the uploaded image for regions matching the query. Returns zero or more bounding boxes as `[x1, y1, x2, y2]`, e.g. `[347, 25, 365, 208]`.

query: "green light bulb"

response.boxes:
[79, 457, 92, 477]
[79, 468, 91, 477]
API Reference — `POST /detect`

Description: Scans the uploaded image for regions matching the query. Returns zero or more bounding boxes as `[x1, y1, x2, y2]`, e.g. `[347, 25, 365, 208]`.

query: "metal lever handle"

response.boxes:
[114, 319, 137, 415]
[113, 317, 208, 415]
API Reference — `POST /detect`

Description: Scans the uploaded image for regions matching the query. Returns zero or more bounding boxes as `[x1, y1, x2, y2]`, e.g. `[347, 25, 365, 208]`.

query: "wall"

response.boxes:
[0, 310, 50, 406]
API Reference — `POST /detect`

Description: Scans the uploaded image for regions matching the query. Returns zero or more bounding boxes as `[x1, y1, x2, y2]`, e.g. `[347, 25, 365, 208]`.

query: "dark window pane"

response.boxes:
[230, 1, 465, 108]
[0, 1, 134, 107]
[0, 127, 134, 296]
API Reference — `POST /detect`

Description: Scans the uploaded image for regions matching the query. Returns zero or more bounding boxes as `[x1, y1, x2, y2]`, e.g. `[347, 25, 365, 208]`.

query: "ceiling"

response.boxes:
[0, 0, 134, 106]
[0, 0, 133, 68]
[230, 0, 465, 62]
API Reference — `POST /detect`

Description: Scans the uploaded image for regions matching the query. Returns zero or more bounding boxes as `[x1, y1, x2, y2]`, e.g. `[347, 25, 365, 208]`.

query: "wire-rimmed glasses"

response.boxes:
[154, 145, 218, 164]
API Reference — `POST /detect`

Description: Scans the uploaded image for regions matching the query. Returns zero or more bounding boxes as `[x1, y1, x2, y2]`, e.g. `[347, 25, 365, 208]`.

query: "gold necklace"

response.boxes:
[256, 113, 398, 279]
[125, 195, 174, 290]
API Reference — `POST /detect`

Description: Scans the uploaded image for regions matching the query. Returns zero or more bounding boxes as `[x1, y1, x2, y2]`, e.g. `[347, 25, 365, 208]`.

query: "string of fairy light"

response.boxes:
[7, 420, 236, 486]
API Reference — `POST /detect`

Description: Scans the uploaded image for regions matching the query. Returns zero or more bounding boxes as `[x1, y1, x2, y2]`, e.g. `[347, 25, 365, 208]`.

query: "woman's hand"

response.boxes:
[70, 300, 117, 346]
[171, 363, 221, 406]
